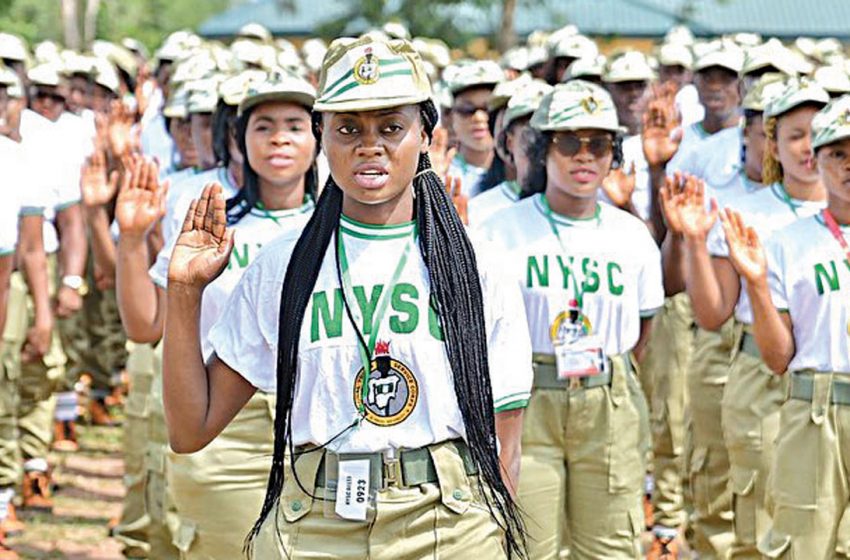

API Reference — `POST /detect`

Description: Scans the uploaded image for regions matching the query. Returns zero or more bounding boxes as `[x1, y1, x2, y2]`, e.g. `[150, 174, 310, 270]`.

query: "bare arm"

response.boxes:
[684, 242, 740, 331]
[55, 203, 88, 317]
[632, 316, 654, 364]
[17, 213, 53, 361]
[494, 408, 524, 499]
[80, 154, 120, 281]
[748, 280, 794, 374]
[0, 254, 12, 334]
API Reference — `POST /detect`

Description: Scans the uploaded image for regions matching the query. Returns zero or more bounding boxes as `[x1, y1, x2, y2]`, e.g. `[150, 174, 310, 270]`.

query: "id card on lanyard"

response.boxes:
[540, 196, 607, 379]
[820, 209, 850, 336]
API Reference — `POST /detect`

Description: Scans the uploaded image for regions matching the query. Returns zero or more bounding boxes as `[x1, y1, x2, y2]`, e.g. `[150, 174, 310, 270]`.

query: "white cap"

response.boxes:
[604, 51, 655, 83]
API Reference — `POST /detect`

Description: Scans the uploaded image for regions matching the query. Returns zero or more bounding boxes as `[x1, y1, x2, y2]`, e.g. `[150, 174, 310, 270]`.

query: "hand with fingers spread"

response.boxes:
[429, 126, 457, 184]
[108, 99, 136, 156]
[167, 183, 235, 290]
[81, 150, 120, 207]
[642, 82, 682, 168]
[116, 156, 168, 239]
[134, 64, 153, 119]
[444, 174, 468, 225]
[675, 174, 717, 242]
[602, 162, 636, 209]
[721, 208, 767, 285]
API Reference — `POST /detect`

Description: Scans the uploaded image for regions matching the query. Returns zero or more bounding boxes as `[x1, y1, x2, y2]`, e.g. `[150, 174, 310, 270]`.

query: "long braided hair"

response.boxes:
[246, 99, 526, 557]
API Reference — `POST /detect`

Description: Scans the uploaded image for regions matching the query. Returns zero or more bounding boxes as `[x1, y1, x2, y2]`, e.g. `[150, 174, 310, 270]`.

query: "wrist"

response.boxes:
[683, 231, 708, 247]
[118, 232, 148, 247]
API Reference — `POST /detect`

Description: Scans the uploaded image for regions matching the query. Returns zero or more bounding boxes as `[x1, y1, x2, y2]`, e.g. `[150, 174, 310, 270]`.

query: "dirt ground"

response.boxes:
[8, 423, 124, 560]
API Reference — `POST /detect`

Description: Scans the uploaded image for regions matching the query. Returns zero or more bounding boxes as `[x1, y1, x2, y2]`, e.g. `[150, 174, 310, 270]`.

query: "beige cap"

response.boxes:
[565, 55, 606, 81]
[815, 65, 850, 95]
[0, 33, 27, 62]
[218, 69, 266, 106]
[230, 38, 277, 69]
[501, 46, 529, 72]
[164, 85, 191, 119]
[0, 62, 18, 87]
[314, 34, 431, 112]
[657, 43, 693, 69]
[237, 23, 273, 43]
[693, 39, 744, 73]
[122, 38, 149, 60]
[811, 94, 850, 149]
[238, 69, 315, 116]
[187, 76, 225, 113]
[742, 39, 800, 77]
[34, 41, 61, 65]
[730, 33, 763, 48]
[382, 22, 411, 41]
[531, 79, 623, 133]
[27, 63, 63, 88]
[302, 38, 328, 73]
[526, 46, 549, 68]
[61, 51, 95, 77]
[742, 73, 786, 112]
[664, 26, 695, 46]
[93, 58, 121, 94]
[445, 59, 504, 94]
[489, 73, 533, 110]
[504, 79, 553, 129]
[764, 76, 830, 119]
[603, 51, 655, 83]
[550, 34, 598, 61]
[92, 40, 138, 77]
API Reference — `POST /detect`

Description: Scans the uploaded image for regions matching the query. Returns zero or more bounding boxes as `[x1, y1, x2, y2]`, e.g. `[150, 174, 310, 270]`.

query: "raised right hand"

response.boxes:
[721, 208, 768, 285]
[429, 126, 457, 184]
[677, 174, 718, 241]
[642, 82, 682, 168]
[116, 156, 168, 238]
[80, 150, 119, 207]
[167, 183, 235, 290]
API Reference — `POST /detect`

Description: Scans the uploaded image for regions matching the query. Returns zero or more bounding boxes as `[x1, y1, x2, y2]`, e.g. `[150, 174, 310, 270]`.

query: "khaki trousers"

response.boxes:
[685, 323, 735, 559]
[0, 271, 27, 488]
[251, 441, 507, 559]
[517, 356, 648, 559]
[759, 373, 850, 559]
[168, 391, 275, 559]
[721, 329, 787, 559]
[639, 294, 694, 534]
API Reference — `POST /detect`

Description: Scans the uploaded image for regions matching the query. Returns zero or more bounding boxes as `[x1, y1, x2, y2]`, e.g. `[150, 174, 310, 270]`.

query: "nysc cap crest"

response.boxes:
[531, 79, 623, 133]
[812, 94, 850, 150]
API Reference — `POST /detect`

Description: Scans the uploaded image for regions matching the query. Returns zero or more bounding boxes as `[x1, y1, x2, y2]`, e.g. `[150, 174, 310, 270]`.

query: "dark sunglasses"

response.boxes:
[453, 104, 488, 117]
[552, 134, 614, 158]
[34, 90, 65, 104]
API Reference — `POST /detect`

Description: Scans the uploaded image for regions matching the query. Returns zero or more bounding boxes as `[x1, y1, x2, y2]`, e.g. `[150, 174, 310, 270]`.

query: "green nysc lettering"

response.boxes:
[526, 255, 622, 295]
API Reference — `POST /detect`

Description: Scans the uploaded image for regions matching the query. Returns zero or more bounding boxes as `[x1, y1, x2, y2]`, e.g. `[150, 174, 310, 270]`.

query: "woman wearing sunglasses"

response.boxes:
[162, 35, 531, 558]
[662, 77, 829, 557]
[478, 80, 663, 558]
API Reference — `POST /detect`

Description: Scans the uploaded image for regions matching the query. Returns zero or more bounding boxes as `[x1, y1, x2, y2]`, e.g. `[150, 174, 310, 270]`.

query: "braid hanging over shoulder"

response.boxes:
[246, 100, 526, 558]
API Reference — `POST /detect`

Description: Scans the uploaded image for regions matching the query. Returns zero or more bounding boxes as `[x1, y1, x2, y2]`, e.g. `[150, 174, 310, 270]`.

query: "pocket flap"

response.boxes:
[758, 529, 792, 559]
[730, 466, 757, 496]
[689, 446, 708, 474]
[171, 516, 198, 553]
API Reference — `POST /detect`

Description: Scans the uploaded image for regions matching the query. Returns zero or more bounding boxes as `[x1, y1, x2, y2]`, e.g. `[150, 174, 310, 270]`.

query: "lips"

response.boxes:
[570, 168, 598, 183]
[268, 153, 295, 169]
[802, 157, 816, 172]
[471, 127, 490, 140]
[353, 163, 390, 190]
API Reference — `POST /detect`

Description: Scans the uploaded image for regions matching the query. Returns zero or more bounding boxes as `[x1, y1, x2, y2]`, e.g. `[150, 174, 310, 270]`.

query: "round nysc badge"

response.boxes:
[549, 299, 592, 343]
[353, 48, 380, 85]
[353, 340, 419, 426]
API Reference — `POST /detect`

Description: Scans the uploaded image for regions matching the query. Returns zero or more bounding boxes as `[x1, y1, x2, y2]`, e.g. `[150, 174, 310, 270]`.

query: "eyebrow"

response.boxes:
[336, 109, 406, 118]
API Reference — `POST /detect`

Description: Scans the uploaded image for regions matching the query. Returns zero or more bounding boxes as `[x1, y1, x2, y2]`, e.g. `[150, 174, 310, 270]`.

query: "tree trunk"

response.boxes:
[497, 0, 517, 52]
[83, 0, 101, 47]
[61, 0, 81, 50]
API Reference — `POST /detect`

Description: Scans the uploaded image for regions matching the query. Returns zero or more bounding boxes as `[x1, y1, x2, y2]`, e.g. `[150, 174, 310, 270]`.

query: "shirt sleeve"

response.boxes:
[148, 194, 194, 289]
[0, 191, 19, 255]
[477, 241, 533, 413]
[637, 227, 665, 317]
[207, 241, 287, 393]
[764, 235, 789, 312]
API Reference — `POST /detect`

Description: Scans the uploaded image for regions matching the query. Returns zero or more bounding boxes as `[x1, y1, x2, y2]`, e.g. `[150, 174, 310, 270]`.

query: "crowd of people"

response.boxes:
[0, 16, 849, 560]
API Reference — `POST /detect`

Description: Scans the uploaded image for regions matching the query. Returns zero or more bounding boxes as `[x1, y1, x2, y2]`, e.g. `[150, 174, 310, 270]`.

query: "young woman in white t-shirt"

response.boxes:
[723, 93, 850, 559]
[162, 36, 531, 559]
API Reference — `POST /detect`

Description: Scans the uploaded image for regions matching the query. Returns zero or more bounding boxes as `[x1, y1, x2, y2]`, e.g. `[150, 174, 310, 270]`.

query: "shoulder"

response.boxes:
[768, 215, 819, 250]
[250, 229, 304, 275]
[474, 195, 539, 241]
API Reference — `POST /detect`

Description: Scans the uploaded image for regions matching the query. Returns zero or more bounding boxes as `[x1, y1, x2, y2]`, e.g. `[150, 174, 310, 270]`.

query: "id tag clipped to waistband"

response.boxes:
[554, 334, 607, 379]
[334, 458, 370, 521]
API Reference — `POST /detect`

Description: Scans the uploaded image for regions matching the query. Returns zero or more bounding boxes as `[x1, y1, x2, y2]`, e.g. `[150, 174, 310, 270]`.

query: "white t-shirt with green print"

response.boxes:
[476, 194, 664, 357]
[766, 215, 850, 373]
[149, 199, 314, 359]
[207, 214, 533, 453]
[468, 180, 521, 227]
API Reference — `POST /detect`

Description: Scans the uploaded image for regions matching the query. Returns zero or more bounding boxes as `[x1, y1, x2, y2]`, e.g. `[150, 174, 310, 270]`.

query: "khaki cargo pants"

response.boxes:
[759, 372, 850, 559]
[251, 441, 506, 559]
[685, 322, 735, 559]
[721, 328, 788, 559]
[168, 390, 275, 559]
[638, 294, 695, 535]
[0, 272, 28, 488]
[517, 355, 648, 559]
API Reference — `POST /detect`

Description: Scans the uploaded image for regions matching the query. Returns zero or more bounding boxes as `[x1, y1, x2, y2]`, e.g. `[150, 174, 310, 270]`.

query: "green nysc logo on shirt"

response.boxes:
[353, 340, 419, 427]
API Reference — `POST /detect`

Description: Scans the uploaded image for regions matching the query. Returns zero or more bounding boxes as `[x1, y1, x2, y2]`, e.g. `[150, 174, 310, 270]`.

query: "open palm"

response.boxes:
[642, 83, 682, 167]
[116, 157, 167, 237]
[167, 183, 234, 289]
[721, 208, 767, 284]
[603, 162, 636, 209]
[678, 175, 717, 240]
[80, 151, 119, 207]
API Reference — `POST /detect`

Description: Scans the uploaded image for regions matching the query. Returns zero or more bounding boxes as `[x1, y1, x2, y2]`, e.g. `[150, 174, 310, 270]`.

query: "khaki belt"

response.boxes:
[739, 332, 762, 359]
[790, 373, 850, 405]
[532, 352, 625, 390]
[313, 440, 476, 490]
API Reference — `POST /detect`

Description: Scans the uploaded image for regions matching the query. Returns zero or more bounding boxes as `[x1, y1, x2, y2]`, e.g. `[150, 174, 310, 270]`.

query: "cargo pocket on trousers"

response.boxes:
[731, 466, 758, 545]
[281, 452, 323, 523]
[689, 446, 709, 511]
[431, 441, 472, 515]
[171, 516, 198, 553]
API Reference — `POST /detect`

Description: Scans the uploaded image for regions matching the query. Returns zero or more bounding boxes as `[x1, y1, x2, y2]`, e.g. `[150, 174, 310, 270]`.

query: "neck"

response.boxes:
[702, 112, 738, 135]
[744, 159, 762, 183]
[827, 196, 850, 225]
[783, 174, 826, 203]
[258, 176, 306, 210]
[460, 144, 493, 169]
[504, 164, 517, 181]
[342, 188, 415, 226]
[228, 160, 244, 189]
[544, 186, 599, 219]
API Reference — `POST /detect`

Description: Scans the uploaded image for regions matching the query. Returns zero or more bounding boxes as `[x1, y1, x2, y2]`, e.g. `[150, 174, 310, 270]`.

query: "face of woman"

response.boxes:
[507, 119, 532, 184]
[774, 105, 821, 185]
[321, 104, 427, 207]
[190, 112, 216, 170]
[31, 86, 65, 121]
[546, 128, 614, 199]
[817, 138, 850, 206]
[245, 101, 315, 188]
[169, 117, 198, 168]
[451, 87, 494, 153]
[744, 114, 766, 176]
[492, 108, 510, 165]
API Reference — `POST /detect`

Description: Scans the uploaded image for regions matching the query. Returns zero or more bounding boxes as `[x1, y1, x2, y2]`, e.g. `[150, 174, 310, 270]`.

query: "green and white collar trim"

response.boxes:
[250, 198, 315, 221]
[534, 193, 602, 227]
[500, 180, 521, 201]
[340, 214, 416, 240]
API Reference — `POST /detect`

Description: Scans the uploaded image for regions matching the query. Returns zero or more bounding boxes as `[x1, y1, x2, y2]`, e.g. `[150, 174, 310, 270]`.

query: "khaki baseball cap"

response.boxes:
[218, 69, 266, 106]
[742, 73, 786, 112]
[764, 76, 830, 119]
[603, 51, 655, 83]
[0, 33, 27, 62]
[550, 34, 598, 61]
[693, 39, 744, 73]
[314, 34, 431, 113]
[531, 79, 624, 133]
[664, 26, 695, 46]
[565, 55, 606, 81]
[188, 77, 224, 114]
[657, 43, 693, 69]
[445, 59, 504, 95]
[742, 39, 800, 77]
[489, 73, 533, 111]
[815, 65, 850, 95]
[0, 62, 17, 87]
[504, 79, 553, 129]
[238, 69, 316, 116]
[812, 94, 850, 149]
[93, 59, 121, 94]
[163, 85, 190, 119]
[27, 63, 63, 88]
[237, 23, 272, 43]
[526, 46, 549, 69]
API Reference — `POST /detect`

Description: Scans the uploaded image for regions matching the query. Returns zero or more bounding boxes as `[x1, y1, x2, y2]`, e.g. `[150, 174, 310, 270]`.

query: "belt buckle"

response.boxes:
[568, 376, 583, 390]
[382, 454, 403, 489]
